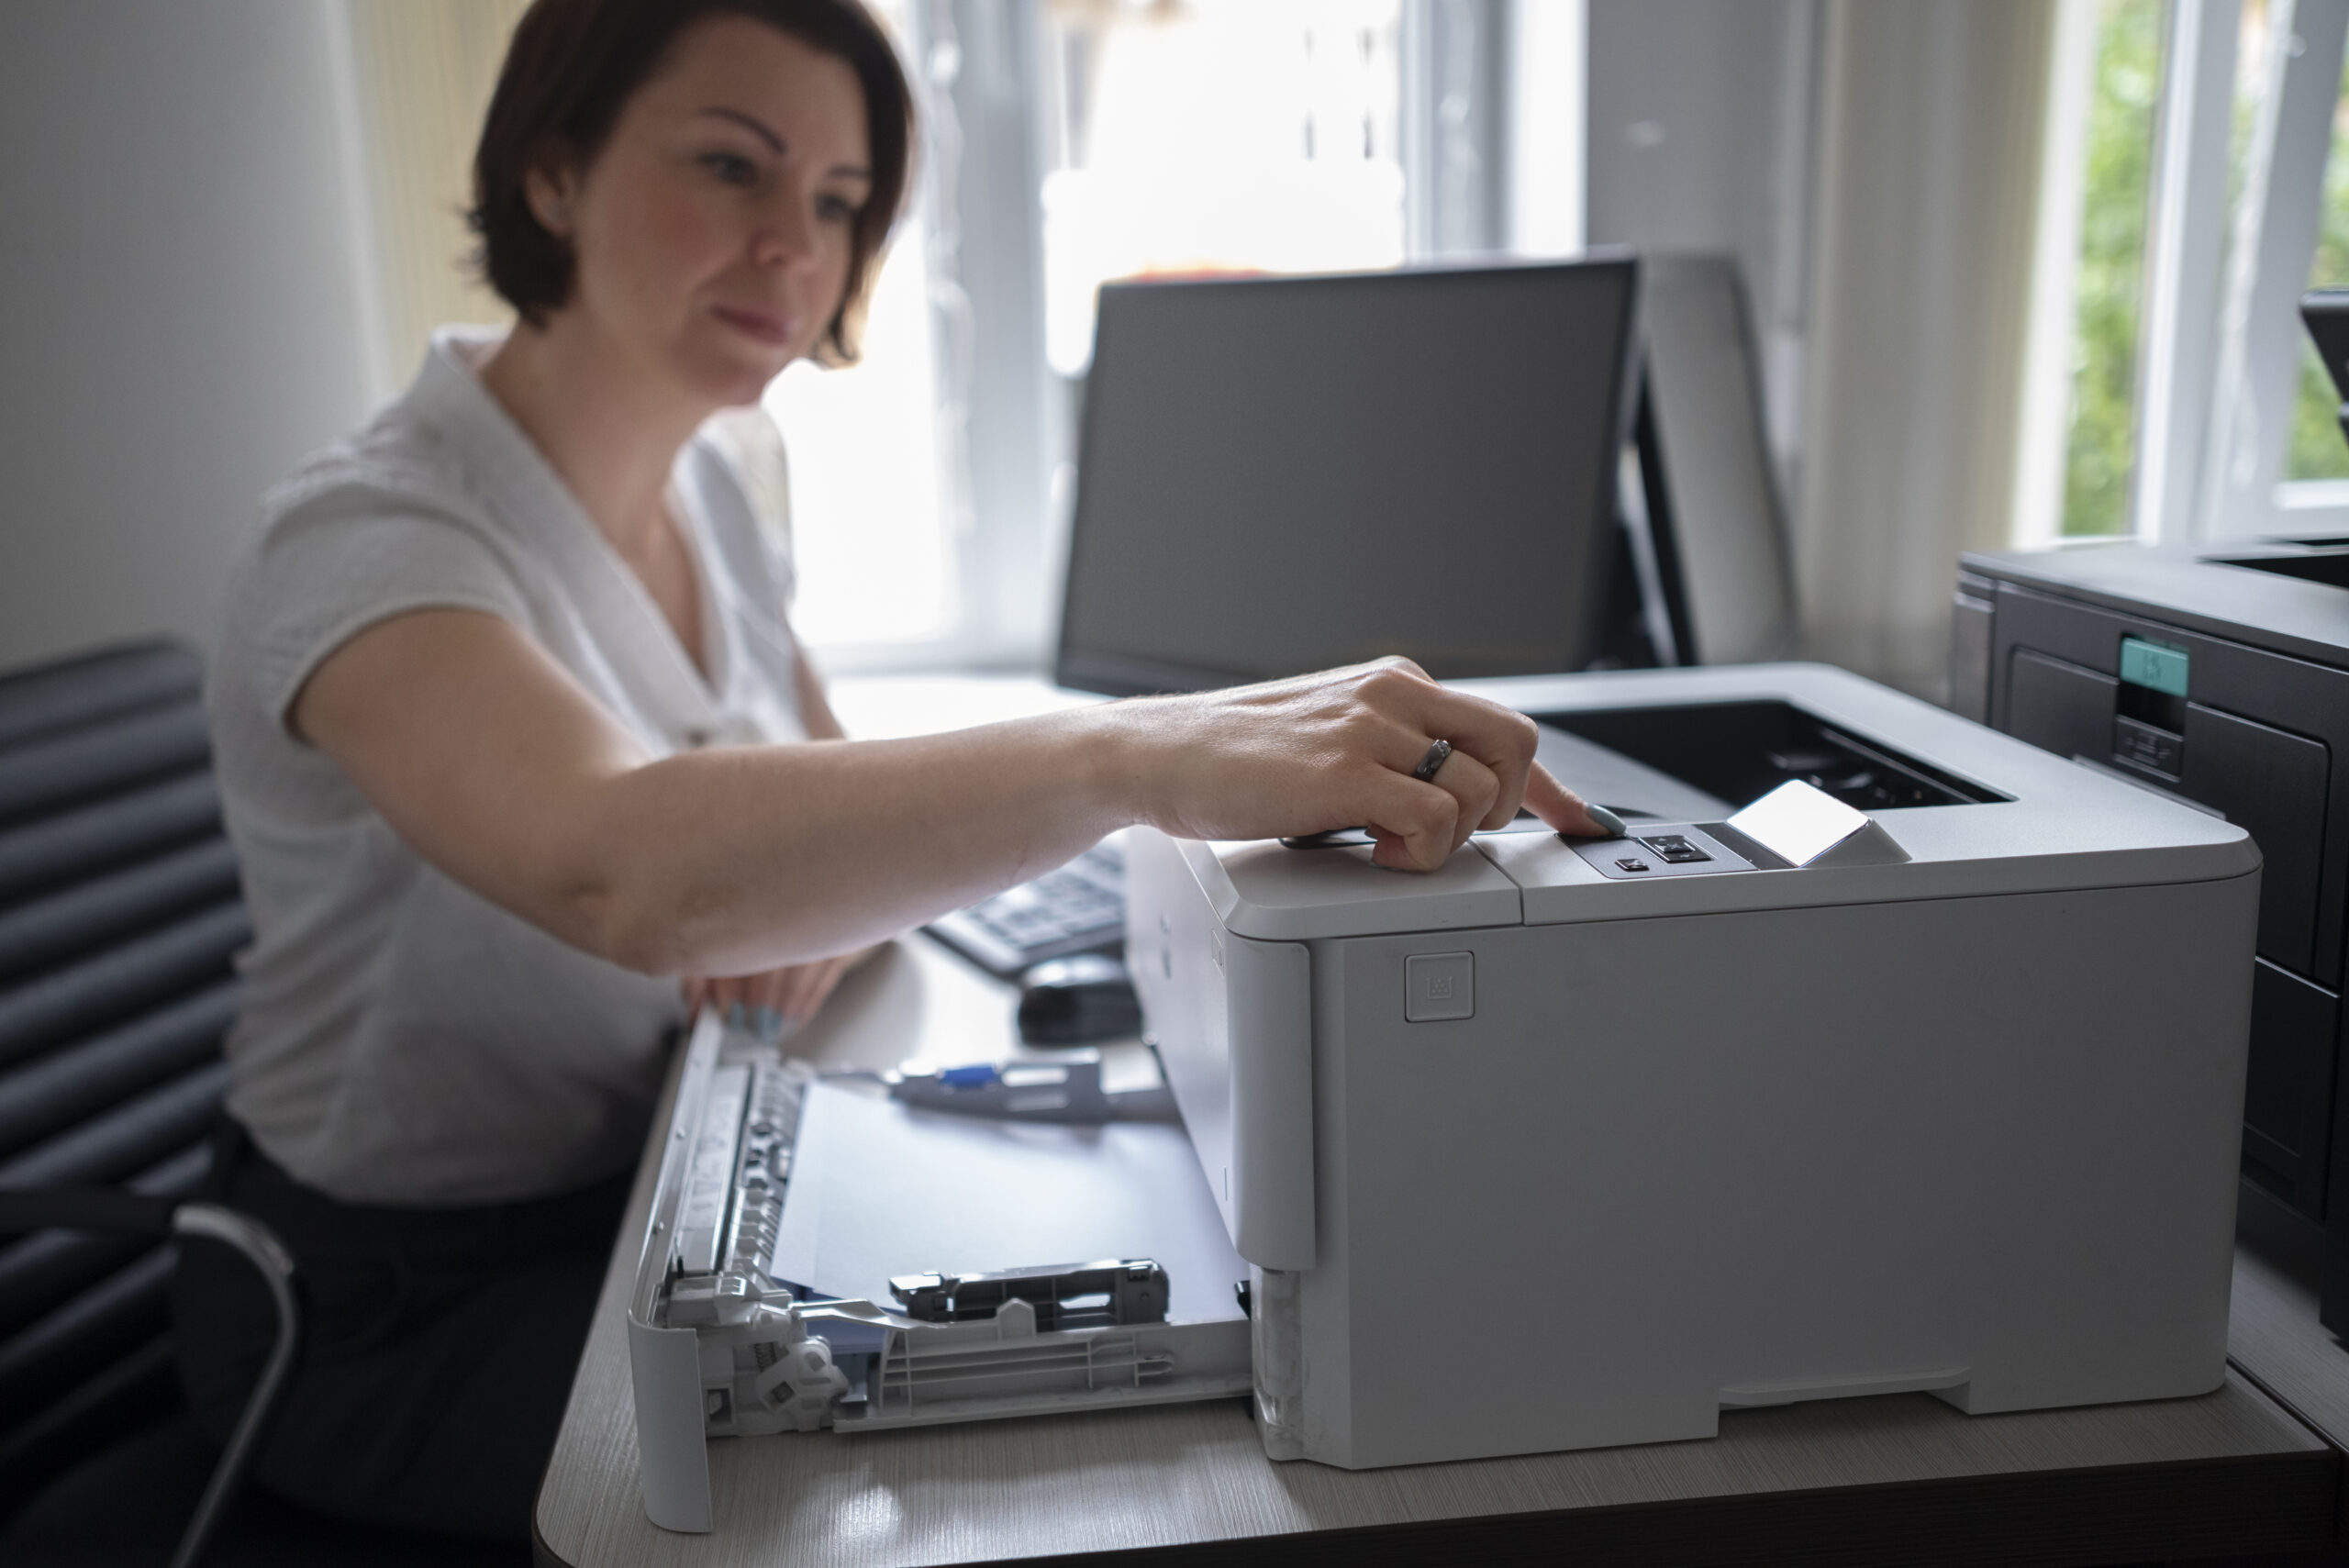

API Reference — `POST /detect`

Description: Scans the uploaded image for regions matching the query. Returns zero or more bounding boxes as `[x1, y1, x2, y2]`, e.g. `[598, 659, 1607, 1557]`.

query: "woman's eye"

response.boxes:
[817, 194, 861, 224]
[701, 151, 758, 186]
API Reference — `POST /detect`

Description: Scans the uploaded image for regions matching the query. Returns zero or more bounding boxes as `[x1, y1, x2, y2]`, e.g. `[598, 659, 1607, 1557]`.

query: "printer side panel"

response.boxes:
[1127, 829, 1315, 1269]
[1299, 875, 2255, 1469]
[1128, 830, 1236, 1240]
[1228, 938, 1315, 1268]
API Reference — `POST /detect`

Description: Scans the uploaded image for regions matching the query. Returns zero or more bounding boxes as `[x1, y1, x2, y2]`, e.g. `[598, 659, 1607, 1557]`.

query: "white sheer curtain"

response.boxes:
[1794, 0, 2055, 699]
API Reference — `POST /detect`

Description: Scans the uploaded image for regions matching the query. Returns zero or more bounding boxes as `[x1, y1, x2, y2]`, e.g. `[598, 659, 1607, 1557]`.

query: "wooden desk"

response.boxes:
[535, 937, 2338, 1568]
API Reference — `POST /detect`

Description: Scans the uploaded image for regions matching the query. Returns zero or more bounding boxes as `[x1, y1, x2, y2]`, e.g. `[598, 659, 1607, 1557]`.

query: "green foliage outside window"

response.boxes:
[2063, 0, 2163, 537]
[2287, 51, 2349, 480]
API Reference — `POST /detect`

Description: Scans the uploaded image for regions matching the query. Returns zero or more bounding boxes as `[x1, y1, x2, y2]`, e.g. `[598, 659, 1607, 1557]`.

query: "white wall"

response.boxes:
[1584, 0, 1817, 494]
[0, 0, 377, 673]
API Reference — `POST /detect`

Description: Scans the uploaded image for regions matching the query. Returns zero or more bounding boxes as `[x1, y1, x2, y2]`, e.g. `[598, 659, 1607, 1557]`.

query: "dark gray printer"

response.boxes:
[1952, 539, 2349, 1329]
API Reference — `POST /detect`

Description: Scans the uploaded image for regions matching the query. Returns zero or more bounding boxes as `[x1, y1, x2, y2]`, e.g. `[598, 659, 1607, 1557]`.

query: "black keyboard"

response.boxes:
[924, 840, 1126, 978]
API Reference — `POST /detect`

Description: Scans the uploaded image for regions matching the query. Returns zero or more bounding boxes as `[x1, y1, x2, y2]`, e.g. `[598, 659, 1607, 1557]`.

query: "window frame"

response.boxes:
[2202, 0, 2349, 537]
[2128, 0, 2243, 544]
[2130, 0, 2349, 546]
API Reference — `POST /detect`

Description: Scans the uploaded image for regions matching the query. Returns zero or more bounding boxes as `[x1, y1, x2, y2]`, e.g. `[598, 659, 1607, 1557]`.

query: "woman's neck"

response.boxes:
[476, 317, 710, 559]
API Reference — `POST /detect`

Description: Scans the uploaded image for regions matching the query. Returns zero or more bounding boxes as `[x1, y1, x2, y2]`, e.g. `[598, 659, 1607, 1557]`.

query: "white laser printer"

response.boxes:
[1130, 662, 2258, 1468]
[629, 662, 2258, 1525]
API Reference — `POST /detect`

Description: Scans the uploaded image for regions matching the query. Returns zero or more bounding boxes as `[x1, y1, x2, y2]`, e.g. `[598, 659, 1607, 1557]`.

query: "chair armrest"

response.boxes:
[0, 1185, 298, 1568]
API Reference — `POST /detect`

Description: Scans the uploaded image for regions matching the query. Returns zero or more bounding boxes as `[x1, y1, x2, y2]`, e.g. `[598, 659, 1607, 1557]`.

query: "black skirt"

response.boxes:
[172, 1122, 632, 1541]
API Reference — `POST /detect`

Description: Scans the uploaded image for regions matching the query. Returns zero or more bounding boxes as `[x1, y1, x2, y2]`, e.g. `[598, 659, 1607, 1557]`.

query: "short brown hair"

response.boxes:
[470, 0, 914, 365]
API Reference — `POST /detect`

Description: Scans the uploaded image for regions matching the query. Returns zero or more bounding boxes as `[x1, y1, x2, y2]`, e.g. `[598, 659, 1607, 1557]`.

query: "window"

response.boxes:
[763, 205, 955, 648]
[2286, 36, 2349, 480]
[2060, 0, 2164, 539]
[1030, 0, 1584, 375]
[774, 0, 1582, 671]
[761, 0, 958, 659]
[1036, 0, 1407, 377]
[2028, 0, 2349, 547]
[2202, 0, 2349, 532]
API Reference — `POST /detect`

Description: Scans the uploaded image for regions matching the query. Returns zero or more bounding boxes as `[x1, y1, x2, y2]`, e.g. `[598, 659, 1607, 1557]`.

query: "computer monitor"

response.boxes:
[1053, 257, 1641, 695]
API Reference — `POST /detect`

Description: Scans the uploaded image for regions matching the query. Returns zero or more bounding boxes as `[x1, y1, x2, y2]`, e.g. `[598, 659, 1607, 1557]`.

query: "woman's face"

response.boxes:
[534, 16, 874, 407]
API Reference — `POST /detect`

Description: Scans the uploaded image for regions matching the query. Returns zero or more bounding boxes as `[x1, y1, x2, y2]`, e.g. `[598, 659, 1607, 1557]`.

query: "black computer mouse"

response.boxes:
[1017, 952, 1142, 1046]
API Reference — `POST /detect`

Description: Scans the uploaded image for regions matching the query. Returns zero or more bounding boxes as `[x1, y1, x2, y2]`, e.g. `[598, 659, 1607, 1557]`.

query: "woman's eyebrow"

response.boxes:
[698, 106, 785, 151]
[696, 106, 873, 183]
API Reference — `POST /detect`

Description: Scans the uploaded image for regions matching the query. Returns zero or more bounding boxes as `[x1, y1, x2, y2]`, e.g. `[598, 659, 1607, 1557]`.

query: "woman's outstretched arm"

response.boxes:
[293, 607, 1604, 978]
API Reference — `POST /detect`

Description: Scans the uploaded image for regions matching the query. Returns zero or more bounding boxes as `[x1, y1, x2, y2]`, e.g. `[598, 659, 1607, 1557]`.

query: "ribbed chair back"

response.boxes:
[0, 642, 245, 1512]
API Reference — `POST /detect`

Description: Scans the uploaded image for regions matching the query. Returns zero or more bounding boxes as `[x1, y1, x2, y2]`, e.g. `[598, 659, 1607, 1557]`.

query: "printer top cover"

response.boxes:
[1180, 662, 2255, 943]
[1965, 537, 2349, 671]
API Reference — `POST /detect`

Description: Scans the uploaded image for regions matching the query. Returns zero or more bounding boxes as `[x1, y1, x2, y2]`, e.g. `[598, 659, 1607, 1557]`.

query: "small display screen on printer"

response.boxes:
[1539, 700, 2009, 812]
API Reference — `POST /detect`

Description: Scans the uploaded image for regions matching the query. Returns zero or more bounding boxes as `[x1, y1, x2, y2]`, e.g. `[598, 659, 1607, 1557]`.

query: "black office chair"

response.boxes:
[0, 1190, 294, 1568]
[0, 642, 520, 1567]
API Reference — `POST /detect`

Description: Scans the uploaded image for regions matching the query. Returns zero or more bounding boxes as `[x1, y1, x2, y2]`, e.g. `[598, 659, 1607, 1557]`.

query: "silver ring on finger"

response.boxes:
[1411, 739, 1453, 783]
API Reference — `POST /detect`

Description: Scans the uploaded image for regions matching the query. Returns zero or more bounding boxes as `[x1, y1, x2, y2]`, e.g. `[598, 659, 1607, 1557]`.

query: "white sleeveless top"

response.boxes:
[209, 326, 810, 1206]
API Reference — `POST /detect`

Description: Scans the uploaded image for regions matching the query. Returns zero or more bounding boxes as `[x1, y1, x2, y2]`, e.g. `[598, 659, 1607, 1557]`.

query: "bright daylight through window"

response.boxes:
[2060, 0, 2161, 538]
[2288, 15, 2349, 479]
[1037, 0, 1405, 376]
[2050, 0, 2349, 539]
[760, 0, 952, 649]
[767, 0, 1410, 659]
[763, 200, 953, 648]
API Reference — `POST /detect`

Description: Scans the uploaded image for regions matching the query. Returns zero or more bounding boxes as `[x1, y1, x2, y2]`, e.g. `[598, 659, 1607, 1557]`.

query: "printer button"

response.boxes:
[1405, 951, 1475, 1022]
[1615, 857, 1653, 873]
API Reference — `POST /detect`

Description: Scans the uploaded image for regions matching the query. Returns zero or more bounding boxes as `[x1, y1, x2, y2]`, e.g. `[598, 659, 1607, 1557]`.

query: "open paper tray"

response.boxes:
[799, 1299, 1253, 1433]
[629, 1014, 1253, 1533]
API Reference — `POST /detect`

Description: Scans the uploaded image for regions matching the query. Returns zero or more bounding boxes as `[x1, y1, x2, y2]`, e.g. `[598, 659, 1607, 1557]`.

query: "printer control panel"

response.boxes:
[1572, 824, 1767, 880]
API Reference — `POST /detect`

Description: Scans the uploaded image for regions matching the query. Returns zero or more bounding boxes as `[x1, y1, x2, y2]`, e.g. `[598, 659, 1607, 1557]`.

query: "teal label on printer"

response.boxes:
[2118, 636, 2188, 697]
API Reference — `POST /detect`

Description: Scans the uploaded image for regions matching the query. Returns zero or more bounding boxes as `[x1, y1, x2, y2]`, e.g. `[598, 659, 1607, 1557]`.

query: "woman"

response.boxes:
[179, 0, 1609, 1540]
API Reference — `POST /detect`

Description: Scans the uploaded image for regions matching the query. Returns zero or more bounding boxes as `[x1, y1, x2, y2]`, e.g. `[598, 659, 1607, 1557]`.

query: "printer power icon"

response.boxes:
[1405, 951, 1475, 1022]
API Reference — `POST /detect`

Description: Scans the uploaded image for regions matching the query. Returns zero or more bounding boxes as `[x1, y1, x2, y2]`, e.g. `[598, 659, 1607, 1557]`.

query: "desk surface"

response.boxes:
[534, 674, 2343, 1568]
[2232, 1212, 2349, 1455]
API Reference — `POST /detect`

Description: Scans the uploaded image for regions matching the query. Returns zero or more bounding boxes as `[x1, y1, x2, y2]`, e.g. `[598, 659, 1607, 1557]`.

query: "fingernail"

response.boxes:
[1586, 804, 1628, 839]
[750, 1006, 784, 1043]
[726, 1001, 747, 1031]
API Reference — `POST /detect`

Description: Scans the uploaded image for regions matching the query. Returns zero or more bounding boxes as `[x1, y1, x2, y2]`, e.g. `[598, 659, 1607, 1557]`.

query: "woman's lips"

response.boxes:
[713, 304, 794, 346]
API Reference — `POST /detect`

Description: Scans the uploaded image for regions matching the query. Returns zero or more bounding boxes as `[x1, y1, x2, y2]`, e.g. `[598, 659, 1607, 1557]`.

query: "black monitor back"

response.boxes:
[1627, 253, 1798, 668]
[1054, 258, 1640, 695]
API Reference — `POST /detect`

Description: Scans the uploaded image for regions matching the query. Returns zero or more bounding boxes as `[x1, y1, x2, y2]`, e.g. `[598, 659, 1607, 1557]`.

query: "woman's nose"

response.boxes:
[753, 191, 819, 271]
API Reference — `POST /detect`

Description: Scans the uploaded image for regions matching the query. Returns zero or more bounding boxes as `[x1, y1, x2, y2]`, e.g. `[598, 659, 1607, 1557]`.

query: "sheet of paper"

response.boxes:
[1727, 778, 1869, 865]
[769, 1080, 1248, 1325]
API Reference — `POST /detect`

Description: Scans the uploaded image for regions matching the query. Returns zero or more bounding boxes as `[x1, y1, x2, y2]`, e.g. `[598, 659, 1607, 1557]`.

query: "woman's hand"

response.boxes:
[685, 944, 879, 1036]
[1096, 657, 1611, 872]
